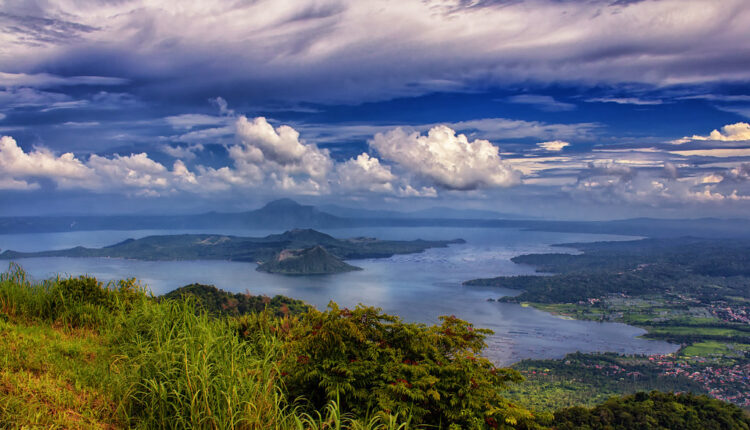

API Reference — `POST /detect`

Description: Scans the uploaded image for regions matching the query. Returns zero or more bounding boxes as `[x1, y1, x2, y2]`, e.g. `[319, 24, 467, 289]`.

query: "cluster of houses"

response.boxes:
[710, 304, 750, 324]
[650, 355, 749, 407]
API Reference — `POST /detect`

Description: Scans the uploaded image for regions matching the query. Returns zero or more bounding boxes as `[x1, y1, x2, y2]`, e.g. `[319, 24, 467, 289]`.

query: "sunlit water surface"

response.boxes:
[0, 227, 678, 365]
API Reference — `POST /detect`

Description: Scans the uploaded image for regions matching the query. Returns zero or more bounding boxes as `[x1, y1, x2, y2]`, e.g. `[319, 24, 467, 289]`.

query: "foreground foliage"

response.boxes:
[1, 262, 747, 429]
[269, 305, 535, 428]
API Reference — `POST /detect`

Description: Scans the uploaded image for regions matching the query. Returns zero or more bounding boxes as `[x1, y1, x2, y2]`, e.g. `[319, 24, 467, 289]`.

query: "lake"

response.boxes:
[0, 226, 678, 365]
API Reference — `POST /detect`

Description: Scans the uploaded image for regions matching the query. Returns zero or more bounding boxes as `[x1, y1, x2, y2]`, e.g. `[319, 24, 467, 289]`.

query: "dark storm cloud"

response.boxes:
[2, 0, 749, 106]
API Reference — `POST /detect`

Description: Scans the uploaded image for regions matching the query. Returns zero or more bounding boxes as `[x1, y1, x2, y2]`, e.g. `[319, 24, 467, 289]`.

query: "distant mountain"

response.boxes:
[317, 204, 404, 219]
[1, 198, 749, 239]
[0, 199, 347, 234]
[239, 199, 345, 228]
[256, 245, 362, 275]
[319, 204, 532, 220]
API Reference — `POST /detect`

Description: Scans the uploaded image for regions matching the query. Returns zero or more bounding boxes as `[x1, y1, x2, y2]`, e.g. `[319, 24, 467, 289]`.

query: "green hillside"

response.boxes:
[1, 263, 747, 429]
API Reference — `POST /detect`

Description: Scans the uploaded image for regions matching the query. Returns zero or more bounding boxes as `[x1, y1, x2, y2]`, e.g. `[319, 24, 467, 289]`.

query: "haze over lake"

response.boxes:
[0, 226, 677, 365]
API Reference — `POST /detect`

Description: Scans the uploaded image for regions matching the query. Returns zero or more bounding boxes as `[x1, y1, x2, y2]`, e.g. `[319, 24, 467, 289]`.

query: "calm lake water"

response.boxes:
[0, 226, 678, 365]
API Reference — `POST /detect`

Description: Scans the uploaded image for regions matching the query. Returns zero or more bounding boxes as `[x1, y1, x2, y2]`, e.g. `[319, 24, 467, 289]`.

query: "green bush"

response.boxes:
[257, 303, 539, 429]
[0, 263, 148, 329]
[162, 283, 310, 317]
[553, 391, 750, 430]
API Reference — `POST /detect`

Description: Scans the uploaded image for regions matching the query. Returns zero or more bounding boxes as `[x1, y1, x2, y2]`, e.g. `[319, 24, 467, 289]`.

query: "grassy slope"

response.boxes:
[0, 319, 118, 428]
[0, 265, 302, 429]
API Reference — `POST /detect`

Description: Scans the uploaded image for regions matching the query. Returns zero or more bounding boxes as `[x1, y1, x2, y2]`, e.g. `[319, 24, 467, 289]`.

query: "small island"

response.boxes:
[0, 228, 464, 275]
[257, 245, 363, 275]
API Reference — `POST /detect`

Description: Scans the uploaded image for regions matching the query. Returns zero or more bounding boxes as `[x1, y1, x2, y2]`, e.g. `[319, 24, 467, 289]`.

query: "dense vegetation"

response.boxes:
[162, 283, 310, 317]
[0, 263, 537, 429]
[2, 262, 747, 428]
[465, 238, 750, 304]
[553, 391, 749, 430]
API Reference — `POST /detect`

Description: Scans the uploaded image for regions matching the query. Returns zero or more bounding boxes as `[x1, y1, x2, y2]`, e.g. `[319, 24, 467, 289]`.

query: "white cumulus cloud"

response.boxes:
[536, 140, 570, 152]
[369, 125, 521, 190]
[673, 122, 750, 144]
[0, 136, 92, 189]
[567, 161, 750, 204]
[335, 152, 436, 197]
[87, 153, 170, 191]
[336, 153, 396, 194]
[231, 116, 333, 194]
[0, 135, 179, 194]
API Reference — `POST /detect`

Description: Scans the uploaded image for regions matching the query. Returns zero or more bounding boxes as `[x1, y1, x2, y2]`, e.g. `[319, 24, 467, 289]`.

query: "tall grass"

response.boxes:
[0, 261, 56, 321]
[0, 262, 416, 429]
[112, 299, 290, 429]
[0, 261, 149, 330]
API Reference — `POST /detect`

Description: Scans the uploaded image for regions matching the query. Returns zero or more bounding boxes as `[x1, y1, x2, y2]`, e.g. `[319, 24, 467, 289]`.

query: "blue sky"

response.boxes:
[2, 0, 750, 219]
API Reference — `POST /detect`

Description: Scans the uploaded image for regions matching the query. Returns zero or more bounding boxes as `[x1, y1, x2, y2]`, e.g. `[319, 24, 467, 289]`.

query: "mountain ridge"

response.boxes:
[1, 198, 749, 238]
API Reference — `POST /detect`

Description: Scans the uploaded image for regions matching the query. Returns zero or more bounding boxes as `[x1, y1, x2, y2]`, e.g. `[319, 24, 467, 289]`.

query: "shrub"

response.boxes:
[553, 391, 750, 430]
[49, 276, 148, 329]
[259, 302, 539, 429]
[0, 263, 148, 329]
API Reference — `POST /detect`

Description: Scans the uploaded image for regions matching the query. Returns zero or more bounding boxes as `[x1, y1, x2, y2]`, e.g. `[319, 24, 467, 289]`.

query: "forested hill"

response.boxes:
[161, 283, 310, 317]
[465, 237, 750, 303]
[0, 228, 464, 266]
[256, 246, 363, 275]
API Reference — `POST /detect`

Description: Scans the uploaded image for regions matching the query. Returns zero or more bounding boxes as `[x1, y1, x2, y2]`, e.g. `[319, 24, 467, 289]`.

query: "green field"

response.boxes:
[680, 341, 733, 358]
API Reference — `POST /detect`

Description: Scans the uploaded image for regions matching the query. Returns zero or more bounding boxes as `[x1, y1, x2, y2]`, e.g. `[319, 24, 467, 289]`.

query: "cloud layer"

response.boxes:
[2, 0, 750, 105]
[0, 119, 519, 198]
[3, 115, 750, 214]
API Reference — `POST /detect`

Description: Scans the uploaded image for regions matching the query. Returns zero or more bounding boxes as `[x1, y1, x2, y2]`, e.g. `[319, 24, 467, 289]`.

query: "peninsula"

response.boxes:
[0, 228, 464, 275]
